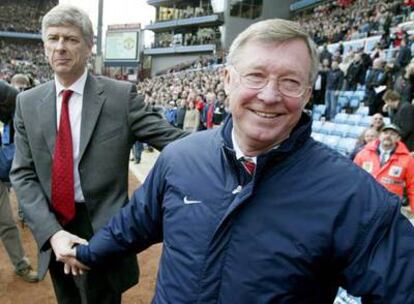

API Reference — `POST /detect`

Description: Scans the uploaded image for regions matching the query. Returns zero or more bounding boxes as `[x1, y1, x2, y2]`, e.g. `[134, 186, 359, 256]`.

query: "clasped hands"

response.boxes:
[50, 230, 90, 275]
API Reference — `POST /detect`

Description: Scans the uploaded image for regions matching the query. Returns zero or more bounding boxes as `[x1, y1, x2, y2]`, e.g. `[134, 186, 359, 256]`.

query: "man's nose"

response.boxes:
[55, 38, 66, 50]
[257, 80, 282, 103]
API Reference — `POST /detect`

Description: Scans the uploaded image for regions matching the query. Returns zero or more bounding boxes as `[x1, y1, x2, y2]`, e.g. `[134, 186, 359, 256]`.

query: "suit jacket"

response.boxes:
[10, 74, 185, 292]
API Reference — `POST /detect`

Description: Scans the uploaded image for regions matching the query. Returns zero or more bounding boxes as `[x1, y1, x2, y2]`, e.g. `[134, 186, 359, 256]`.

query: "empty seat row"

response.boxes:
[333, 113, 390, 127]
[336, 90, 365, 109]
[311, 133, 357, 156]
[312, 121, 365, 139]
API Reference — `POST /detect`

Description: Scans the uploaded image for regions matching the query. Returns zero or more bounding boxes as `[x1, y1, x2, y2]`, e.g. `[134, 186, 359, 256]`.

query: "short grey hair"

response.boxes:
[227, 18, 319, 85]
[41, 4, 94, 46]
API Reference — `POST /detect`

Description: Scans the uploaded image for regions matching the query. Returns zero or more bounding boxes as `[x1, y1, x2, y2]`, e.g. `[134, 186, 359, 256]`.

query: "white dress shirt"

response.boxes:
[55, 70, 87, 202]
[231, 128, 257, 164]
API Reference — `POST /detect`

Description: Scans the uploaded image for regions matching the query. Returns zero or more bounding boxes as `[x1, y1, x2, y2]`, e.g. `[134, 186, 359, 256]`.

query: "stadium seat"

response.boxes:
[345, 126, 365, 139]
[358, 115, 373, 127]
[337, 93, 349, 108]
[333, 113, 349, 124]
[331, 124, 351, 137]
[346, 114, 363, 126]
[356, 106, 369, 116]
[323, 135, 341, 149]
[336, 138, 357, 155]
[312, 104, 326, 120]
[311, 132, 325, 143]
[319, 121, 336, 135]
[349, 91, 365, 109]
[312, 120, 323, 133]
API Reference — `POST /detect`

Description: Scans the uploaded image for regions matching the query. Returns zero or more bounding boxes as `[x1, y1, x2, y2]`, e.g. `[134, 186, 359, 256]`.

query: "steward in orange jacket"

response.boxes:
[354, 125, 414, 211]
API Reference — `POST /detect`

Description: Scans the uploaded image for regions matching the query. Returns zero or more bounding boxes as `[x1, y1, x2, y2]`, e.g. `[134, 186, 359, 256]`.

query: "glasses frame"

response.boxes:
[230, 65, 310, 98]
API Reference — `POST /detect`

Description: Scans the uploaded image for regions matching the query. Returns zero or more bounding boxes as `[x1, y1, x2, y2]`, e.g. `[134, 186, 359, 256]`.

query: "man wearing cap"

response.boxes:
[354, 124, 414, 211]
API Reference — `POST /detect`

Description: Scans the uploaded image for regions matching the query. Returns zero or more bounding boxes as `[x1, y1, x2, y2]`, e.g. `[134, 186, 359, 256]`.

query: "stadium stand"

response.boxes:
[0, 0, 57, 84]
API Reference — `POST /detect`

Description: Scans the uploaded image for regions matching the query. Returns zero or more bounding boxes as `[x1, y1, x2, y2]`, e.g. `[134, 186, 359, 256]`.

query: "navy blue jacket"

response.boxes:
[78, 113, 414, 303]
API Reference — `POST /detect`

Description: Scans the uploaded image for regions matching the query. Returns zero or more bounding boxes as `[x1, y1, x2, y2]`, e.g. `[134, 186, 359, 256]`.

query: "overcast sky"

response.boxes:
[59, 0, 155, 45]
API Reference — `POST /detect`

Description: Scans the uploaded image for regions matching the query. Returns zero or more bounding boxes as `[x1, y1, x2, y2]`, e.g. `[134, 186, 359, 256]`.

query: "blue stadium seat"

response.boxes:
[331, 124, 351, 137]
[356, 106, 369, 116]
[358, 115, 373, 127]
[323, 135, 341, 149]
[319, 121, 336, 135]
[346, 125, 365, 139]
[312, 104, 326, 120]
[336, 138, 357, 155]
[346, 114, 363, 126]
[312, 120, 323, 133]
[349, 91, 365, 108]
[333, 113, 349, 124]
[337, 93, 349, 108]
[311, 132, 325, 143]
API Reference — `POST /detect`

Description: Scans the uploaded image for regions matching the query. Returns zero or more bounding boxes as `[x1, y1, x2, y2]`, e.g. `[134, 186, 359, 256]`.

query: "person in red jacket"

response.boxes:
[354, 124, 414, 211]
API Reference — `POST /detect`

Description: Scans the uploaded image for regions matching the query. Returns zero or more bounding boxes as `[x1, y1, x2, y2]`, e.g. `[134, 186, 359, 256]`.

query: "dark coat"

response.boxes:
[77, 114, 414, 302]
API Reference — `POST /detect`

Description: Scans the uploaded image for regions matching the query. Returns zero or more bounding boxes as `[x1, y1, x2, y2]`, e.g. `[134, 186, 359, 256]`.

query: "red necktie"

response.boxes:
[51, 89, 75, 225]
[241, 157, 256, 175]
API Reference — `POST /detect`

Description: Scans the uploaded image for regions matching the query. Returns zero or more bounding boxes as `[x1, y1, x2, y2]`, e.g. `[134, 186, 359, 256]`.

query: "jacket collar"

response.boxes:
[366, 139, 411, 156]
[220, 112, 312, 162]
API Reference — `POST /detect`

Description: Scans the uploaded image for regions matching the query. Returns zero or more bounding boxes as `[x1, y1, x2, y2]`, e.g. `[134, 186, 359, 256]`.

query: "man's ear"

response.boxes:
[223, 67, 231, 95]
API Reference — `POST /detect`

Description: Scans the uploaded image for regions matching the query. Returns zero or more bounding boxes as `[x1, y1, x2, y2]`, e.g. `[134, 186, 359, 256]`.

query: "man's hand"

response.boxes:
[50, 230, 89, 275]
[63, 253, 90, 276]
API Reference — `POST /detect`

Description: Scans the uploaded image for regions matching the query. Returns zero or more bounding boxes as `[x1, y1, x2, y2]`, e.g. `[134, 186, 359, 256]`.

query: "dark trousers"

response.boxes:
[49, 204, 122, 304]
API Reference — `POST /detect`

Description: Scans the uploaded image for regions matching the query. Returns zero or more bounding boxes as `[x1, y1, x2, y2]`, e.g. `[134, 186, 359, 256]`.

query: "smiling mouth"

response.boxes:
[55, 59, 70, 63]
[252, 110, 281, 119]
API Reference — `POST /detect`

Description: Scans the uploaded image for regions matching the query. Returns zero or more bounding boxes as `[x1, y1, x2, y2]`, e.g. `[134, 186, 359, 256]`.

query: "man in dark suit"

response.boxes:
[10, 4, 185, 303]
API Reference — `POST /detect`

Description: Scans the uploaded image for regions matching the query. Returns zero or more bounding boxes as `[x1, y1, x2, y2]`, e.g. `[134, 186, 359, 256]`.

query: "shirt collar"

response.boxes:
[231, 128, 257, 164]
[55, 69, 88, 96]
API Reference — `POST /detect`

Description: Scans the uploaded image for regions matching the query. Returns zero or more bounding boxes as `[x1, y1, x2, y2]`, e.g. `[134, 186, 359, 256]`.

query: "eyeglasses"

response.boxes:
[231, 66, 309, 98]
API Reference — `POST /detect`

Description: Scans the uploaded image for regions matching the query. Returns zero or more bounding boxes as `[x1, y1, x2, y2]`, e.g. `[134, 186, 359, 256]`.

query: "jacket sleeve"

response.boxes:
[340, 188, 414, 302]
[127, 84, 188, 150]
[10, 94, 62, 251]
[76, 151, 167, 266]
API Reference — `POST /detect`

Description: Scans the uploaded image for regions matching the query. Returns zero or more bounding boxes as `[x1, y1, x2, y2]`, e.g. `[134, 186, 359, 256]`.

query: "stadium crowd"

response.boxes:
[151, 27, 219, 48]
[294, 0, 411, 44]
[0, 0, 57, 33]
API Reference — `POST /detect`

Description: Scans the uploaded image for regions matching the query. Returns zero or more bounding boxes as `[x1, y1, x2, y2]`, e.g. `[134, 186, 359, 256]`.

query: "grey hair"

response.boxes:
[42, 4, 94, 46]
[227, 18, 319, 85]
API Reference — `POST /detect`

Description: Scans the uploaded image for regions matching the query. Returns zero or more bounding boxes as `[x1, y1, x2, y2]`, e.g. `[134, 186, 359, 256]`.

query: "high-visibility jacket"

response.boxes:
[354, 139, 414, 210]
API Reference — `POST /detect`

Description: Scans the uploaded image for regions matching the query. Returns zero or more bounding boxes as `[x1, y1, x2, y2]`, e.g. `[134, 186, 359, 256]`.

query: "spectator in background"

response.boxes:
[10, 74, 31, 92]
[354, 124, 414, 211]
[371, 112, 386, 132]
[132, 141, 144, 164]
[183, 100, 199, 132]
[325, 60, 344, 120]
[345, 53, 365, 91]
[364, 58, 386, 115]
[175, 99, 187, 129]
[350, 127, 379, 160]
[383, 89, 414, 152]
[212, 90, 228, 127]
[395, 39, 412, 71]
[202, 91, 216, 129]
[393, 62, 414, 104]
[320, 44, 332, 65]
[165, 100, 178, 127]
[0, 81, 38, 283]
